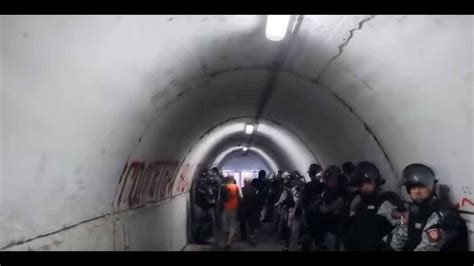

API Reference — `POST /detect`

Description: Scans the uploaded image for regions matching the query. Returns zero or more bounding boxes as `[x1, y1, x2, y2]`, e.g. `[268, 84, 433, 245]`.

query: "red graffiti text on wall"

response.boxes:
[455, 197, 474, 210]
[173, 163, 202, 194]
[113, 160, 185, 211]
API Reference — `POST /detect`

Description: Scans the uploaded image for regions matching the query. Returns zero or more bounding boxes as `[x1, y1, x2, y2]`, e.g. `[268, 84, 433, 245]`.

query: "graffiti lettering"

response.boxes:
[455, 197, 474, 210]
[173, 163, 200, 195]
[174, 163, 190, 195]
[113, 160, 190, 211]
[115, 161, 145, 209]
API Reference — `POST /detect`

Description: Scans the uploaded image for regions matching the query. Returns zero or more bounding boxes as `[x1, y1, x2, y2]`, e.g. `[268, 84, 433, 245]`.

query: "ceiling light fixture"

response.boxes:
[265, 15, 292, 41]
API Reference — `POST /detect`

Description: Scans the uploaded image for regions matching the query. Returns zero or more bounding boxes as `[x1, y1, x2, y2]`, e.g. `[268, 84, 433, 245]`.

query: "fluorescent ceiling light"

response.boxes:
[242, 147, 248, 152]
[245, 124, 255, 135]
[266, 15, 292, 41]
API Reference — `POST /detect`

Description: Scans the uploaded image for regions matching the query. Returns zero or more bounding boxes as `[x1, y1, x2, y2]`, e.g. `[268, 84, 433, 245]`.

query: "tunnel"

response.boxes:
[1, 15, 473, 251]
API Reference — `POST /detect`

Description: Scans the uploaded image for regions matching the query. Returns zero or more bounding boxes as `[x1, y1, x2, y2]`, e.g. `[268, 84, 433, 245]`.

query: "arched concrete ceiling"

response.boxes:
[181, 117, 316, 178]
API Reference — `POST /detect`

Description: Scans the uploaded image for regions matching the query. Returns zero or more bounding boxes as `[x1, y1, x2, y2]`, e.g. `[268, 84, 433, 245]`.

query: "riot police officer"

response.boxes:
[342, 161, 405, 251]
[301, 164, 324, 207]
[209, 167, 225, 230]
[299, 164, 324, 250]
[255, 170, 269, 224]
[274, 171, 301, 251]
[210, 167, 224, 184]
[192, 168, 221, 244]
[387, 163, 468, 251]
[310, 165, 347, 250]
[266, 171, 284, 227]
[342, 161, 360, 203]
[342, 161, 356, 179]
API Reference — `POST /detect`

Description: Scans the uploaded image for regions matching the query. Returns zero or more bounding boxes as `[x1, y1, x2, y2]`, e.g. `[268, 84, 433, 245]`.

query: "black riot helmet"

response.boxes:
[281, 171, 291, 187]
[258, 170, 267, 179]
[292, 170, 302, 178]
[342, 161, 356, 176]
[402, 163, 437, 194]
[200, 168, 209, 178]
[211, 167, 221, 175]
[289, 171, 301, 185]
[308, 164, 322, 177]
[323, 165, 346, 188]
[354, 161, 385, 186]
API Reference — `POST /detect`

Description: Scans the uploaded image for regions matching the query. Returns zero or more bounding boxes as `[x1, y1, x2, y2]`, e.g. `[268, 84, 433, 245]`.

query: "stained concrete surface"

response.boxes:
[183, 219, 310, 252]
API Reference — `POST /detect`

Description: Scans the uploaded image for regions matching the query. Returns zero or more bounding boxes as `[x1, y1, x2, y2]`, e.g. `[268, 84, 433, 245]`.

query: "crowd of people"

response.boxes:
[191, 162, 468, 251]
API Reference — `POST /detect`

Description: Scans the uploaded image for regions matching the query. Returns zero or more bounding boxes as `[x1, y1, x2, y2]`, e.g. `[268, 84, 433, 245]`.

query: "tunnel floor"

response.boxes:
[183, 221, 304, 252]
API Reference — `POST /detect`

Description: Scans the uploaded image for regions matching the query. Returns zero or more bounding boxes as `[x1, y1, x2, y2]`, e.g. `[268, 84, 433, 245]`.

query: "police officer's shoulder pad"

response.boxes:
[436, 208, 461, 228]
[425, 228, 442, 243]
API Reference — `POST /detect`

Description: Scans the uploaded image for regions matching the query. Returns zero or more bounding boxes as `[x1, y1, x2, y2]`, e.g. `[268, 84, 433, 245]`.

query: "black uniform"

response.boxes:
[307, 166, 347, 250]
[210, 168, 225, 230]
[342, 161, 360, 206]
[341, 161, 405, 251]
[192, 170, 219, 244]
[255, 171, 269, 223]
[300, 177, 325, 250]
[241, 183, 260, 246]
[344, 191, 405, 250]
[265, 174, 283, 225]
[388, 163, 468, 251]
[389, 196, 468, 251]
[274, 173, 299, 251]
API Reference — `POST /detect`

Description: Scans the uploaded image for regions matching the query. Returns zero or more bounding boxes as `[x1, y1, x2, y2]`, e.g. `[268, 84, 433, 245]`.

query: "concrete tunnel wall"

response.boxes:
[1, 15, 473, 250]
